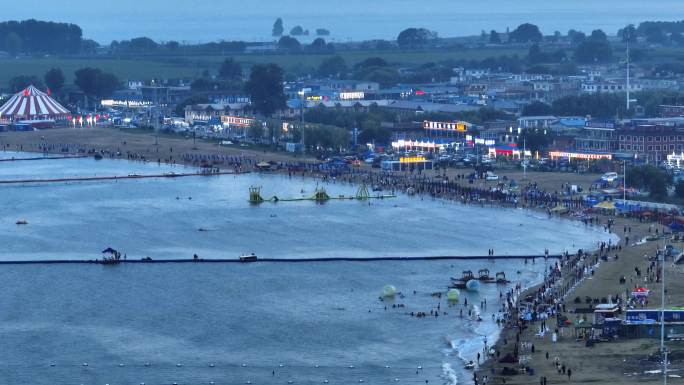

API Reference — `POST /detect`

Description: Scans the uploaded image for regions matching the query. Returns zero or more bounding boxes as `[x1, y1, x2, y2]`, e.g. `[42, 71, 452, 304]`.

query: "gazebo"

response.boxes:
[0, 85, 69, 122]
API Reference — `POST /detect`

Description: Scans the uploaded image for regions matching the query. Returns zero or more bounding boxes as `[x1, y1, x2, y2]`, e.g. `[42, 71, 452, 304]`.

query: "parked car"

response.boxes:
[485, 171, 499, 181]
[601, 172, 619, 182]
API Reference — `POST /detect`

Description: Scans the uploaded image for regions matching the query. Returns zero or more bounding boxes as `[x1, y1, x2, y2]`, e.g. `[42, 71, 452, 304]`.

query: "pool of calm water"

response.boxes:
[0, 152, 615, 384]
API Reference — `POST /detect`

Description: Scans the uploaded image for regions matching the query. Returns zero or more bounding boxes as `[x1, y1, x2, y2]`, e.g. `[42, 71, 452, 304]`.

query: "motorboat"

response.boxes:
[239, 253, 258, 262]
[464, 361, 476, 370]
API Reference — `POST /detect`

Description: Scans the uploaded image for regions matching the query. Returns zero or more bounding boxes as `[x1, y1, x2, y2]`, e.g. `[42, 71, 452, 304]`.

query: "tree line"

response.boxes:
[0, 19, 84, 55]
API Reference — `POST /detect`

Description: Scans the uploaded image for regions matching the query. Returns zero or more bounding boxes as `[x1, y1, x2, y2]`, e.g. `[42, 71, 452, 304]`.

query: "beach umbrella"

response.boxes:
[381, 284, 397, 298]
[447, 288, 460, 302]
[465, 279, 480, 292]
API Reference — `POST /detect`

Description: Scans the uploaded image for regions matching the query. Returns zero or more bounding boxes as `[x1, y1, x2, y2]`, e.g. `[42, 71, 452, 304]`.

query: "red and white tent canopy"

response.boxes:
[0, 85, 69, 120]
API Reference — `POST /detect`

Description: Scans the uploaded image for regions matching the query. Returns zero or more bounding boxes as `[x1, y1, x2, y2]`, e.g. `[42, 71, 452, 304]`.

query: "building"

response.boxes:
[575, 120, 618, 154]
[659, 105, 684, 118]
[517, 116, 558, 130]
[581, 81, 642, 94]
[184, 103, 250, 125]
[618, 124, 684, 163]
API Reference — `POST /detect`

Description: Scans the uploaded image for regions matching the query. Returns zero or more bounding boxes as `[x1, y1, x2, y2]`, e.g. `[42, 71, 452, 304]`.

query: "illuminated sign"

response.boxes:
[306, 95, 323, 101]
[399, 156, 427, 163]
[339, 91, 365, 100]
[100, 99, 152, 108]
[221, 116, 256, 127]
[423, 120, 469, 132]
[548, 151, 612, 160]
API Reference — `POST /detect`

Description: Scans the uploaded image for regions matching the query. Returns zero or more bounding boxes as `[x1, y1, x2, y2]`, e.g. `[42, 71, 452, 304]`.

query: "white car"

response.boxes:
[485, 171, 499, 181]
[601, 172, 619, 182]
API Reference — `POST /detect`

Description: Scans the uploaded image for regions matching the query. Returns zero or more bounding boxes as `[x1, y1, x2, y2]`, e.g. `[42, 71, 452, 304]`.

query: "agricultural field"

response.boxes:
[0, 46, 526, 85]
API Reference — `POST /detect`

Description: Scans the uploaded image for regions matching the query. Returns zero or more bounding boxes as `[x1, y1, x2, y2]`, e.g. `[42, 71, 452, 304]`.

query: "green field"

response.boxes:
[0, 47, 525, 86]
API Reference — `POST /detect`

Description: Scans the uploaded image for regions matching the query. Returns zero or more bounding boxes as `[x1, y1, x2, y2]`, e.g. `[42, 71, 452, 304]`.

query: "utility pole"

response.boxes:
[626, 39, 631, 111]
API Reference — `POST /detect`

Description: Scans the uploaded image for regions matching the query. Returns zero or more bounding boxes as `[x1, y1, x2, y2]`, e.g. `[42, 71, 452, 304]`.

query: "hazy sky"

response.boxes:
[5, 0, 684, 43]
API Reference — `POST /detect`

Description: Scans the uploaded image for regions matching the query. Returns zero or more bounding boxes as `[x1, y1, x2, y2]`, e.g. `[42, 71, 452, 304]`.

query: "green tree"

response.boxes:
[619, 24, 637, 44]
[516, 129, 552, 154]
[4, 32, 22, 56]
[489, 30, 501, 44]
[509, 23, 542, 43]
[8, 75, 42, 92]
[675, 180, 684, 199]
[589, 29, 608, 42]
[74, 67, 119, 105]
[218, 58, 242, 81]
[644, 25, 666, 44]
[290, 26, 308, 36]
[574, 39, 613, 63]
[277, 35, 300, 51]
[44, 68, 65, 93]
[626, 165, 672, 200]
[522, 101, 553, 116]
[244, 64, 287, 117]
[247, 122, 264, 141]
[174, 95, 209, 116]
[318, 56, 347, 77]
[272, 18, 284, 37]
[308, 37, 329, 53]
[396, 28, 437, 48]
[527, 44, 548, 64]
[567, 29, 586, 45]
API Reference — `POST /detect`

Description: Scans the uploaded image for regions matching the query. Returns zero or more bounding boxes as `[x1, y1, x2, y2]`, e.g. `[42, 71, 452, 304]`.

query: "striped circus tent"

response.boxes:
[0, 85, 69, 120]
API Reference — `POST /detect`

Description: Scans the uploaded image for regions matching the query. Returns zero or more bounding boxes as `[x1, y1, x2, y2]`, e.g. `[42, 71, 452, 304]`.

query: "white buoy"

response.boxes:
[287, 381, 293, 384]
[119, 363, 125, 367]
[394, 379, 400, 382]
[49, 362, 55, 367]
[246, 381, 252, 384]
[385, 365, 391, 368]
[315, 364, 320, 368]
[144, 362, 151, 367]
[209, 363, 215, 367]
[279, 364, 285, 367]
[82, 363, 88, 367]
[324, 380, 329, 384]
[176, 363, 182, 367]
[417, 365, 422, 370]
[241, 363, 247, 367]
[349, 365, 355, 368]
[359, 380, 364, 383]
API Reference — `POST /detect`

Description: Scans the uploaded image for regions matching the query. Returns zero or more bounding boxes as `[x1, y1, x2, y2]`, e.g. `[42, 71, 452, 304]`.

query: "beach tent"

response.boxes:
[594, 201, 616, 210]
[0, 85, 69, 121]
[551, 205, 569, 214]
[631, 287, 650, 298]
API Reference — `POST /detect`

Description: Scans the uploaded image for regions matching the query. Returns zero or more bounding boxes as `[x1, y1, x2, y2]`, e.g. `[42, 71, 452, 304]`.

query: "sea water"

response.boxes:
[0, 153, 614, 384]
[6, 0, 684, 43]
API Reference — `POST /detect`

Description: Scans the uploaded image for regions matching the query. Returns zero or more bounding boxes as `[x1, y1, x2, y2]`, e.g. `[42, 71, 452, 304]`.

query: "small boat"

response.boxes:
[239, 253, 258, 262]
[464, 361, 476, 370]
[372, 185, 383, 192]
[93, 153, 103, 160]
[15, 219, 28, 225]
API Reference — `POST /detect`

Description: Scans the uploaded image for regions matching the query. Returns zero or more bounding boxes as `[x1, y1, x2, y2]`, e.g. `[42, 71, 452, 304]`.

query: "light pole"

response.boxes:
[623, 159, 627, 203]
[661, 245, 668, 385]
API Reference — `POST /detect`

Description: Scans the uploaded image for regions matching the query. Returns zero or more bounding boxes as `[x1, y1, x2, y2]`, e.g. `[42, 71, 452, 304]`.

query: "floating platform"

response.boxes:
[249, 184, 396, 204]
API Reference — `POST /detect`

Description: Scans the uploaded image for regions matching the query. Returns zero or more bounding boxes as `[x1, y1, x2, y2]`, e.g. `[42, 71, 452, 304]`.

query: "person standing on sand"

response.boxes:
[567, 368, 572, 380]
